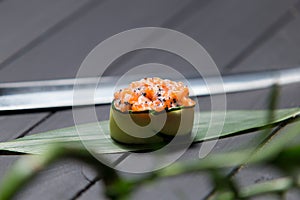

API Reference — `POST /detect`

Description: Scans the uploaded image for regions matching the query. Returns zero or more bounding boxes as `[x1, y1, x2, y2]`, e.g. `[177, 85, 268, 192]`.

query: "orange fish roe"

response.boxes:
[113, 77, 195, 112]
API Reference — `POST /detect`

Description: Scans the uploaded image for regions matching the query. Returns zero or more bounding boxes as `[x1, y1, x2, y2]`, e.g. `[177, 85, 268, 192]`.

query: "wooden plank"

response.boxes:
[278, 83, 300, 108]
[193, 0, 298, 69]
[1, 0, 297, 81]
[99, 0, 299, 78]
[0, 0, 194, 82]
[106, 0, 299, 76]
[0, 0, 92, 69]
[0, 112, 49, 142]
[0, 156, 19, 178]
[231, 15, 300, 73]
[77, 181, 108, 200]
[1, 155, 94, 200]
[13, 160, 91, 200]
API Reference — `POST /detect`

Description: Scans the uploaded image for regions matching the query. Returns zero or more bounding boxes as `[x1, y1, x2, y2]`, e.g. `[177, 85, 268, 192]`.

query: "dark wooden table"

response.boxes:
[1, 0, 300, 199]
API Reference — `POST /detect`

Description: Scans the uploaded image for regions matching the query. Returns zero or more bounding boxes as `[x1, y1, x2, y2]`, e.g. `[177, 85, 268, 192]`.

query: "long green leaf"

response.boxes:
[0, 108, 299, 154]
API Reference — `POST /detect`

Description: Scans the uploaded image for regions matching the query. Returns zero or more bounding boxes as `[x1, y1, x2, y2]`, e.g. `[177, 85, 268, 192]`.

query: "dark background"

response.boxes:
[0, 0, 300, 199]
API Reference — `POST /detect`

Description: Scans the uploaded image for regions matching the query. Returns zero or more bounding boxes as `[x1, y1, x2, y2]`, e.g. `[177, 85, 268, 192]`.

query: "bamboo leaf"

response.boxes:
[0, 108, 299, 154]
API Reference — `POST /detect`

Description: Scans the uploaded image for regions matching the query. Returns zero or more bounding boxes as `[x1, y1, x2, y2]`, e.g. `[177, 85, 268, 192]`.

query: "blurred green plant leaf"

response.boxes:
[0, 108, 299, 154]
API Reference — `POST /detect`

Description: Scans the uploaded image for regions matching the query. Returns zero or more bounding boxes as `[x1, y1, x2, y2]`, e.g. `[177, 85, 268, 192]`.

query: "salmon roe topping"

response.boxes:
[113, 77, 195, 112]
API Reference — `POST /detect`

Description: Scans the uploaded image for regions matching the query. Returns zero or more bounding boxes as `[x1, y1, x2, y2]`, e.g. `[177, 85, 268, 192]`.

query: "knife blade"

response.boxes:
[0, 67, 300, 111]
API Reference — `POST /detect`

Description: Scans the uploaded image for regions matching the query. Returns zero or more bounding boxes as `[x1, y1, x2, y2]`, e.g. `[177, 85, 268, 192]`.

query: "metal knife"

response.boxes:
[1, 67, 300, 111]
